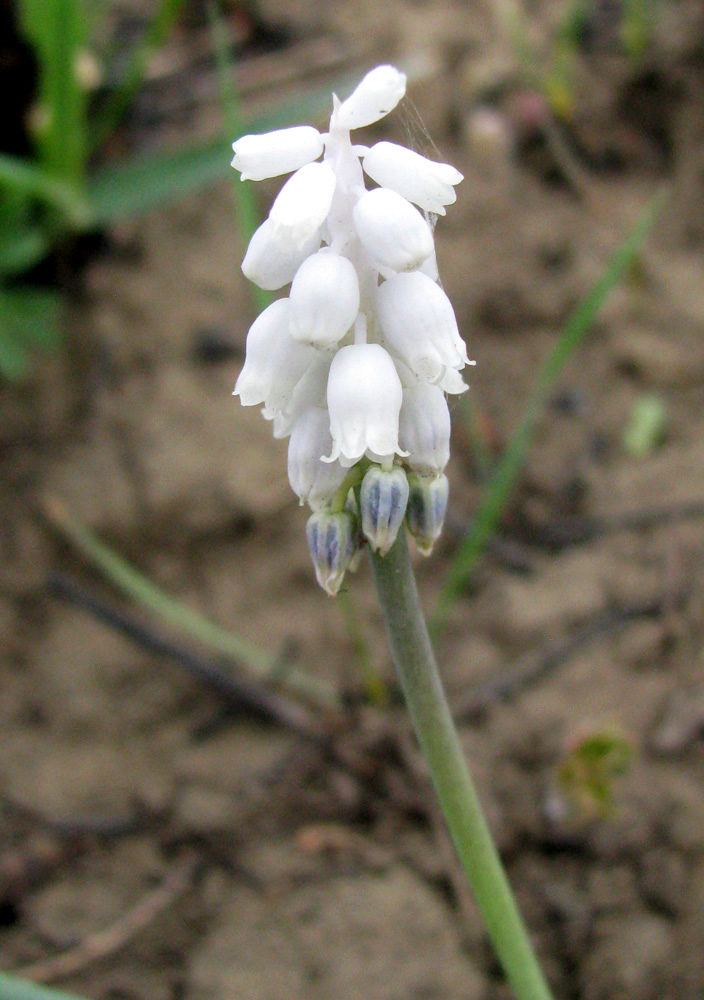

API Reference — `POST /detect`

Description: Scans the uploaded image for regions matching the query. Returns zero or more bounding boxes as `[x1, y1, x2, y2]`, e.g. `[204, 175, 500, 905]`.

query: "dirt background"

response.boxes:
[2, 0, 704, 997]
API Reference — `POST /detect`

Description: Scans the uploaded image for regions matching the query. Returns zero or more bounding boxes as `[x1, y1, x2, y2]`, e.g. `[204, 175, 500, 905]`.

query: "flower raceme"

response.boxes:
[232, 65, 473, 593]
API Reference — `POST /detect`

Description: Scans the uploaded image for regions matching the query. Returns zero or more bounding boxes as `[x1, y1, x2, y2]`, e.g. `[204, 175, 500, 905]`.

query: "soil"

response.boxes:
[2, 1, 704, 998]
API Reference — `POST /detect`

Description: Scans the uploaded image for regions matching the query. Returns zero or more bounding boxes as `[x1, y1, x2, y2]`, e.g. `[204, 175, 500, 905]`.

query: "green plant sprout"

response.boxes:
[557, 727, 635, 821]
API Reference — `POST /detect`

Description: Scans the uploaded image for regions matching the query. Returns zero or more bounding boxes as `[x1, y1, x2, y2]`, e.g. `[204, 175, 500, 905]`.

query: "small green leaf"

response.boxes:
[558, 728, 634, 820]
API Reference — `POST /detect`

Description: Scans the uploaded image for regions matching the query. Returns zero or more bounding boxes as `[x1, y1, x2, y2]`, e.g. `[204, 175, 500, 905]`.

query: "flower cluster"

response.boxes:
[232, 66, 472, 594]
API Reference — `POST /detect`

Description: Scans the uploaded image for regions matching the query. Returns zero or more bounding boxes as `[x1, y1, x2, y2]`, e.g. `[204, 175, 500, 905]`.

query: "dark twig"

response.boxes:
[48, 573, 323, 738]
[454, 599, 664, 722]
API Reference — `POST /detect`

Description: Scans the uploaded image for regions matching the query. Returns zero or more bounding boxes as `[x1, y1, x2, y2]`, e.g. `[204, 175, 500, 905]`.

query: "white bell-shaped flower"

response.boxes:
[377, 271, 468, 382]
[267, 354, 331, 439]
[362, 142, 464, 215]
[288, 406, 348, 510]
[353, 188, 434, 272]
[289, 250, 360, 350]
[324, 343, 406, 468]
[269, 161, 337, 247]
[335, 65, 406, 130]
[242, 218, 322, 291]
[234, 298, 317, 410]
[399, 383, 451, 474]
[231, 125, 324, 181]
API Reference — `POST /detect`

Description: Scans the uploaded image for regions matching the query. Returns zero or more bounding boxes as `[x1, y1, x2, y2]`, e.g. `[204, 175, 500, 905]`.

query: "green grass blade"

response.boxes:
[17, 0, 89, 186]
[0, 155, 90, 227]
[434, 190, 666, 628]
[86, 134, 233, 224]
[45, 498, 339, 707]
[0, 972, 89, 1000]
[91, 0, 187, 151]
[85, 89, 336, 226]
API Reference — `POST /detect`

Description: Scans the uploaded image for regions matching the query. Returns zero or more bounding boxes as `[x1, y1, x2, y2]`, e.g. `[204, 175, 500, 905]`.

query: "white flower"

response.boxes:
[230, 64, 470, 581]
[242, 217, 322, 290]
[362, 141, 463, 215]
[288, 406, 348, 510]
[399, 383, 451, 474]
[377, 271, 468, 382]
[265, 353, 331, 439]
[289, 250, 360, 350]
[335, 65, 407, 130]
[352, 188, 434, 272]
[234, 298, 317, 410]
[324, 343, 406, 468]
[269, 161, 337, 246]
[231, 125, 323, 181]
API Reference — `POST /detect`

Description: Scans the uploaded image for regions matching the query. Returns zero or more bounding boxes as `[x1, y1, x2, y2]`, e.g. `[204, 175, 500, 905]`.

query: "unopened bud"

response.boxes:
[306, 510, 358, 596]
[405, 473, 449, 556]
[360, 465, 409, 555]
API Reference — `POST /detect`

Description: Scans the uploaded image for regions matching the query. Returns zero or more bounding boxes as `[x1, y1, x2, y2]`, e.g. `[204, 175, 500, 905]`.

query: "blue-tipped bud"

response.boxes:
[405, 473, 449, 556]
[305, 510, 358, 596]
[360, 465, 409, 556]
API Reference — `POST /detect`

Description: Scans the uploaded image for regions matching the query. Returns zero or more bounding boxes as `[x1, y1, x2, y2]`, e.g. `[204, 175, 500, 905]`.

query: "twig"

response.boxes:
[13, 853, 200, 983]
[48, 573, 324, 738]
[454, 600, 663, 722]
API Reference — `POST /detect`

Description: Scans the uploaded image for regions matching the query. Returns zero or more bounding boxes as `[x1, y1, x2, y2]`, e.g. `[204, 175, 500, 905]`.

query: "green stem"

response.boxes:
[369, 529, 554, 1000]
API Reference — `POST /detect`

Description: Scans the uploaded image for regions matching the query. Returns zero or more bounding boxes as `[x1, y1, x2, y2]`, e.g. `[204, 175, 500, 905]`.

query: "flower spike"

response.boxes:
[231, 65, 471, 590]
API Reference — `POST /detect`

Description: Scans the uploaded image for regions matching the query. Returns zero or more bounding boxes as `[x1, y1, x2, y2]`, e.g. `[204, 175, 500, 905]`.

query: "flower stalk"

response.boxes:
[369, 528, 554, 1000]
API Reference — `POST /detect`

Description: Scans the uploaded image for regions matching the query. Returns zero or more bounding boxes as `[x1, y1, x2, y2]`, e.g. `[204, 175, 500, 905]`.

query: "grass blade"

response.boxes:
[44, 497, 339, 707]
[16, 0, 89, 186]
[86, 134, 233, 224]
[0, 155, 89, 227]
[434, 190, 666, 628]
[86, 89, 336, 226]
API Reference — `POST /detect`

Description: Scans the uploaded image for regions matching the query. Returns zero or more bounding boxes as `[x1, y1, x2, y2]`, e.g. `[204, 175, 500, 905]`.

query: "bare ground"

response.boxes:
[2, 1, 704, 998]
